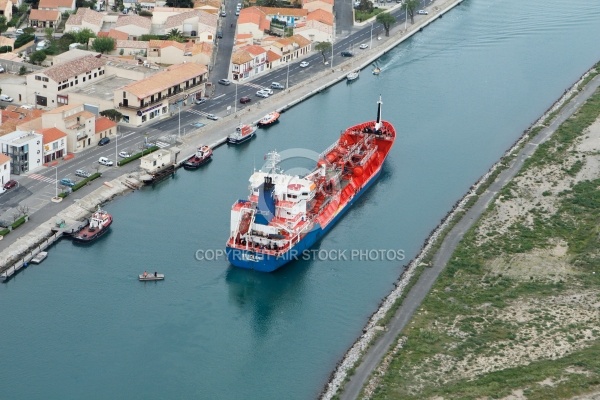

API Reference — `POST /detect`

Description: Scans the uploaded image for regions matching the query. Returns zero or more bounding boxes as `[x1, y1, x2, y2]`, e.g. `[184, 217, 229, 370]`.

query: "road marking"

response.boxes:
[212, 94, 225, 100]
[244, 82, 268, 90]
[186, 109, 210, 116]
[155, 141, 170, 148]
[27, 174, 57, 184]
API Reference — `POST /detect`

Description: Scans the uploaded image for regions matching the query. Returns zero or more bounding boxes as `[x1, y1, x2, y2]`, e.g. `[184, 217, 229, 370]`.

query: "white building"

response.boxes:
[0, 130, 44, 175]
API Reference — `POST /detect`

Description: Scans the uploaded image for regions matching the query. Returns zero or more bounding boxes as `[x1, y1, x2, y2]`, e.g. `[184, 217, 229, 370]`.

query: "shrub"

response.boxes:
[11, 215, 27, 229]
[0, 45, 12, 53]
[117, 146, 159, 166]
[72, 172, 101, 191]
[14, 33, 34, 49]
[0, 228, 9, 236]
[139, 10, 152, 16]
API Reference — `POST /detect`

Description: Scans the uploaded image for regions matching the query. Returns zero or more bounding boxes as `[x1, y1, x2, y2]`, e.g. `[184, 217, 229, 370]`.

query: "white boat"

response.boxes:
[139, 272, 164, 281]
[30, 251, 48, 264]
[372, 67, 381, 75]
[347, 70, 360, 81]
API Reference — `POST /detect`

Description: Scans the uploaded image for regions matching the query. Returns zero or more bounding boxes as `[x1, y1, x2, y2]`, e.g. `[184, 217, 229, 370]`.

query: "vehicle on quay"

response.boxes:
[359, 43, 369, 49]
[225, 96, 395, 272]
[75, 169, 91, 178]
[60, 178, 76, 187]
[227, 123, 257, 145]
[257, 111, 280, 127]
[182, 145, 213, 169]
[417, 9, 428, 14]
[71, 206, 113, 243]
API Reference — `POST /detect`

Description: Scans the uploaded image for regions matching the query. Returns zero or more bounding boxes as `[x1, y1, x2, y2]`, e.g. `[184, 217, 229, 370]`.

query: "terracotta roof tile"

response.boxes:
[40, 54, 105, 83]
[260, 6, 307, 17]
[149, 39, 186, 51]
[116, 15, 152, 29]
[94, 117, 117, 133]
[244, 44, 266, 56]
[266, 50, 280, 62]
[164, 9, 217, 30]
[38, 0, 74, 8]
[39, 127, 67, 144]
[306, 8, 333, 25]
[289, 33, 311, 47]
[66, 8, 104, 28]
[0, 153, 10, 164]
[122, 62, 207, 98]
[116, 40, 148, 49]
[231, 49, 253, 64]
[29, 9, 61, 21]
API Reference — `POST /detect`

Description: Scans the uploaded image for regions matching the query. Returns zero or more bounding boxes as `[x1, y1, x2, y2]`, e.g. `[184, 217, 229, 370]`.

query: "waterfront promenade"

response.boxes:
[0, 0, 463, 275]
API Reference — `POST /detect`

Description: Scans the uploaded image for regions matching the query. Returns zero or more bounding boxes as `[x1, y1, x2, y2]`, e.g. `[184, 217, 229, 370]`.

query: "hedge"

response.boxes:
[117, 146, 160, 166]
[72, 172, 101, 192]
[14, 34, 35, 49]
[0, 228, 9, 236]
[11, 215, 27, 229]
[0, 46, 12, 53]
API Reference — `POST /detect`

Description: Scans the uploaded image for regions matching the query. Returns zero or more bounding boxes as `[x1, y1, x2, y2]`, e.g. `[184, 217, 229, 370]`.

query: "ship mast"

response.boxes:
[374, 95, 382, 132]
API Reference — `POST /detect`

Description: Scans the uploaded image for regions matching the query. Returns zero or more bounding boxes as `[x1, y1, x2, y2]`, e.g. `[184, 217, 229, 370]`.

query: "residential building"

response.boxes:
[1, 107, 44, 136]
[97, 29, 129, 41]
[0, 153, 10, 187]
[29, 9, 62, 29]
[0, 130, 44, 175]
[65, 8, 105, 34]
[302, 0, 333, 14]
[26, 54, 107, 108]
[42, 103, 98, 152]
[0, 0, 13, 22]
[230, 45, 267, 81]
[39, 127, 67, 163]
[160, 9, 217, 39]
[110, 40, 148, 56]
[95, 117, 117, 142]
[38, 0, 76, 12]
[116, 62, 208, 126]
[147, 40, 212, 65]
[296, 9, 334, 42]
[114, 15, 152, 38]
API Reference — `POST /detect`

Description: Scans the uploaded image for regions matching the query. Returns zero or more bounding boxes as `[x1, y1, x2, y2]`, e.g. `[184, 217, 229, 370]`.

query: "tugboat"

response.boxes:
[182, 145, 213, 169]
[72, 206, 113, 243]
[226, 96, 396, 272]
[227, 123, 257, 145]
[257, 111, 280, 127]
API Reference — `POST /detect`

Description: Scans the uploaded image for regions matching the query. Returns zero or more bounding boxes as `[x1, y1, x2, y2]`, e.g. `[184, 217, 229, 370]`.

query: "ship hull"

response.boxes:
[227, 132, 255, 145]
[226, 167, 381, 272]
[182, 157, 212, 169]
[72, 220, 112, 243]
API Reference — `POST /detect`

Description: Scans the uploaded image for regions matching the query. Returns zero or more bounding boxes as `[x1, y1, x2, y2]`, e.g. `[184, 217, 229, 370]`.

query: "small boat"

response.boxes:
[139, 272, 164, 281]
[372, 67, 381, 75]
[227, 123, 257, 145]
[72, 206, 113, 243]
[347, 70, 360, 81]
[257, 112, 280, 127]
[183, 145, 213, 169]
[30, 251, 48, 264]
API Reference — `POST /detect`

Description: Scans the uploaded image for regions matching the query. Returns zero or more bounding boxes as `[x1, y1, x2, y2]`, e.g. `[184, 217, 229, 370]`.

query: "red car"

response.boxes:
[239, 96, 251, 104]
[4, 180, 17, 189]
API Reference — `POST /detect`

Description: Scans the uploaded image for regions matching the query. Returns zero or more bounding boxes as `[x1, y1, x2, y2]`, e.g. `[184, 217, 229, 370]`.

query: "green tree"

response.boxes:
[402, 0, 419, 24]
[356, 0, 373, 13]
[29, 50, 47, 65]
[18, 65, 27, 75]
[376, 12, 395, 37]
[167, 28, 184, 42]
[74, 28, 96, 48]
[100, 109, 123, 122]
[18, 3, 29, 14]
[0, 16, 7, 36]
[23, 27, 35, 35]
[44, 27, 54, 42]
[92, 37, 115, 53]
[314, 41, 332, 64]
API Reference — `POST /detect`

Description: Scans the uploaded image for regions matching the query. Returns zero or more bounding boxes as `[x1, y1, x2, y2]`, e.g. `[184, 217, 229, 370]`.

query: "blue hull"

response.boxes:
[226, 168, 381, 272]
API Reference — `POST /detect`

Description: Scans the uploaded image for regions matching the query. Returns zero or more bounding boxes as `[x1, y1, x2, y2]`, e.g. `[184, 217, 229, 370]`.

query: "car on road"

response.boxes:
[195, 98, 207, 105]
[206, 114, 219, 120]
[417, 9, 428, 14]
[271, 82, 285, 89]
[15, 28, 24, 35]
[75, 169, 91, 178]
[220, 11, 226, 16]
[59, 178, 76, 187]
[239, 96, 251, 104]
[0, 66, 4, 73]
[3, 180, 17, 189]
[262, 88, 273, 95]
[235, 10, 239, 15]
[0, 94, 13, 102]
[119, 151, 131, 158]
[98, 137, 110, 146]
[300, 61, 309, 68]
[256, 90, 269, 98]
[98, 157, 114, 166]
[217, 30, 223, 38]
[218, 78, 231, 85]
[341, 51, 354, 57]
[359, 43, 369, 49]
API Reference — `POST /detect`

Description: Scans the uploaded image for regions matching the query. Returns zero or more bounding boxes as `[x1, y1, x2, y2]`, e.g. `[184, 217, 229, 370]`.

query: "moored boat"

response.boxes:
[139, 272, 164, 281]
[72, 206, 113, 243]
[226, 96, 395, 272]
[347, 70, 360, 81]
[257, 112, 280, 127]
[183, 145, 213, 169]
[372, 67, 381, 75]
[227, 123, 257, 145]
[30, 251, 48, 264]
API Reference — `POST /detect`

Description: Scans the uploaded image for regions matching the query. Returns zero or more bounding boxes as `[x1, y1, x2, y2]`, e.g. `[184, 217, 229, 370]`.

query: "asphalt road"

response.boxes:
[337, 74, 600, 400]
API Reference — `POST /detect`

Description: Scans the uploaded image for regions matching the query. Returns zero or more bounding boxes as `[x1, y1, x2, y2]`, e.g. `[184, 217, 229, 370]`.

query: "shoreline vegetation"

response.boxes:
[322, 61, 600, 400]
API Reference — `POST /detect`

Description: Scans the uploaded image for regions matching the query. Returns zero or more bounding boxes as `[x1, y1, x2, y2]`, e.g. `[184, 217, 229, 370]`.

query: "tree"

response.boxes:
[402, 0, 419, 24]
[0, 16, 7, 36]
[29, 50, 47, 65]
[314, 41, 332, 64]
[23, 27, 35, 35]
[376, 12, 396, 37]
[74, 28, 96, 48]
[44, 27, 54, 42]
[100, 109, 123, 122]
[19, 66, 27, 75]
[92, 37, 115, 54]
[356, 0, 373, 13]
[167, 28, 184, 42]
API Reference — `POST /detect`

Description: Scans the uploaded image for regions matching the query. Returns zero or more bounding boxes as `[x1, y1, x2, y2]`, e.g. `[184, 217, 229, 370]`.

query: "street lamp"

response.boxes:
[370, 21, 374, 49]
[331, 41, 334, 70]
[115, 124, 118, 164]
[54, 165, 58, 198]
[405, 6, 408, 30]
[234, 82, 237, 114]
[286, 59, 290, 89]
[177, 102, 181, 137]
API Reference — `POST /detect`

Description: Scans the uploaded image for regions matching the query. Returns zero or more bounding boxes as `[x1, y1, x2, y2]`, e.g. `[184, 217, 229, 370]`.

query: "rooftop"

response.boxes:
[95, 117, 117, 133]
[0, 130, 43, 146]
[39, 54, 106, 83]
[115, 15, 152, 29]
[116, 40, 149, 49]
[163, 9, 217, 30]
[121, 62, 207, 99]
[0, 153, 10, 164]
[67, 75, 136, 102]
[29, 9, 61, 21]
[39, 127, 67, 144]
[65, 7, 104, 28]
[38, 0, 74, 8]
[306, 8, 333, 25]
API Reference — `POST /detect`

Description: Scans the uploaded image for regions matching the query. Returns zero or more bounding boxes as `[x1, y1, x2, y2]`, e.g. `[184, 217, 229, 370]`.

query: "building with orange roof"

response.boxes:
[39, 127, 67, 163]
[302, 0, 333, 13]
[295, 12, 334, 43]
[116, 62, 208, 126]
[0, 107, 44, 137]
[0, 0, 13, 21]
[147, 40, 212, 65]
[29, 9, 62, 28]
[97, 29, 130, 41]
[38, 0, 76, 12]
[0, 153, 10, 187]
[192, 0, 220, 14]
[65, 8, 105, 34]
[94, 117, 117, 143]
[114, 15, 152, 38]
[42, 103, 98, 152]
[0, 130, 44, 174]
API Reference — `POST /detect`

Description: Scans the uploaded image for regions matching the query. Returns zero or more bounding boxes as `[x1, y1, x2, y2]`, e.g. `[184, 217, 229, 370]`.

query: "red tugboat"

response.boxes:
[182, 145, 213, 169]
[257, 111, 280, 127]
[72, 206, 113, 243]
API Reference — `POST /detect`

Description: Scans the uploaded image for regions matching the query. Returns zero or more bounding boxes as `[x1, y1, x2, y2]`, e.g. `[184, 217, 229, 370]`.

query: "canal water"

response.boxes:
[2, 0, 600, 398]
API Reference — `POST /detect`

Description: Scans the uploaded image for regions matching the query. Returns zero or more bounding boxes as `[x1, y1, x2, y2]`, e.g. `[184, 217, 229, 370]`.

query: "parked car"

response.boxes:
[0, 94, 13, 102]
[59, 178, 76, 187]
[417, 9, 428, 14]
[271, 82, 285, 89]
[256, 90, 269, 98]
[300, 61, 309, 68]
[218, 78, 231, 85]
[15, 28, 24, 35]
[98, 137, 110, 146]
[220, 11, 226, 17]
[359, 43, 369, 49]
[75, 169, 91, 178]
[20, 104, 34, 109]
[98, 157, 114, 166]
[239, 96, 251, 104]
[206, 114, 219, 120]
[195, 98, 207, 105]
[118, 151, 131, 158]
[262, 88, 273, 95]
[235, 10, 239, 15]
[0, 66, 4, 73]
[341, 51, 354, 57]
[3, 180, 18, 189]
[217, 30, 223, 38]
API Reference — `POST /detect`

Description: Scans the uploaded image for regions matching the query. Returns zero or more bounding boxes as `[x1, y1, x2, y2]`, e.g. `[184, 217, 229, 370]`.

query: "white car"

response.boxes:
[98, 157, 114, 166]
[119, 151, 131, 158]
[256, 90, 270, 98]
[15, 28, 24, 35]
[359, 43, 369, 50]
[206, 114, 219, 120]
[300, 61, 309, 68]
[20, 104, 34, 109]
[417, 9, 428, 15]
[0, 94, 13, 102]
